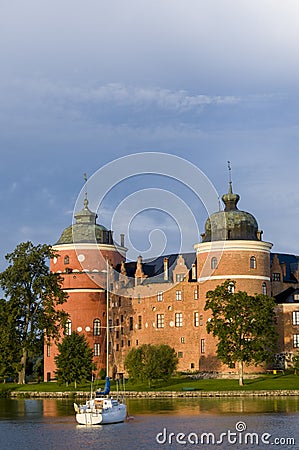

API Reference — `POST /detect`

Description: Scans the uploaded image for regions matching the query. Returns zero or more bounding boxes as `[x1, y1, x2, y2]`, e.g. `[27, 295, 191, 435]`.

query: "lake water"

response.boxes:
[0, 397, 299, 449]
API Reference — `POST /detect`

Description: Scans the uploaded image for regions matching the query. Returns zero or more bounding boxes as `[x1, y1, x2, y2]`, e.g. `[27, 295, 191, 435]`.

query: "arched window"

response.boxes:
[250, 256, 256, 269]
[65, 319, 72, 336]
[262, 282, 267, 295]
[93, 318, 101, 336]
[211, 257, 217, 269]
[64, 255, 69, 265]
[228, 282, 235, 294]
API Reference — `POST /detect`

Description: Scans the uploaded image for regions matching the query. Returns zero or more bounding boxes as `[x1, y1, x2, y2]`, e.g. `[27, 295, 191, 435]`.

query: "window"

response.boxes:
[47, 344, 51, 357]
[157, 292, 163, 302]
[178, 351, 183, 358]
[199, 314, 203, 326]
[191, 363, 195, 369]
[175, 312, 183, 327]
[116, 343, 119, 351]
[138, 315, 142, 330]
[94, 343, 100, 356]
[292, 311, 299, 325]
[272, 273, 281, 282]
[121, 326, 124, 335]
[157, 314, 164, 328]
[65, 319, 72, 336]
[211, 257, 217, 269]
[121, 315, 124, 323]
[128, 340, 131, 347]
[194, 288, 198, 300]
[118, 298, 122, 307]
[201, 338, 205, 354]
[262, 283, 267, 295]
[180, 337, 185, 344]
[194, 312, 199, 327]
[250, 256, 257, 269]
[294, 294, 299, 302]
[93, 318, 101, 336]
[228, 282, 235, 293]
[121, 340, 124, 347]
[176, 290, 182, 301]
[116, 330, 119, 339]
[129, 317, 133, 331]
[64, 255, 69, 265]
[293, 335, 299, 348]
[138, 294, 141, 304]
[176, 273, 185, 282]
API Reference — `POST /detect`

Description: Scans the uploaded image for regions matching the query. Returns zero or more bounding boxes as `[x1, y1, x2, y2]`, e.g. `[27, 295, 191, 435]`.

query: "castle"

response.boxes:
[44, 182, 299, 381]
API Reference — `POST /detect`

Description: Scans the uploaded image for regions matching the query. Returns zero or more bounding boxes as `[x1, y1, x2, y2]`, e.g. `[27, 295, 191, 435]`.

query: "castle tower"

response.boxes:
[43, 197, 126, 381]
[194, 182, 272, 372]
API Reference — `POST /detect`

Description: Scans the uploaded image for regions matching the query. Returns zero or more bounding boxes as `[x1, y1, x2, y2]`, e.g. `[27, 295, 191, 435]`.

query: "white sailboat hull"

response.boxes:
[74, 400, 127, 425]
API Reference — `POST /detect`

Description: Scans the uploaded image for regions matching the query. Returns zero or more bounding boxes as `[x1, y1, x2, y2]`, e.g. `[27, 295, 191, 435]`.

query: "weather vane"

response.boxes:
[83, 173, 88, 205]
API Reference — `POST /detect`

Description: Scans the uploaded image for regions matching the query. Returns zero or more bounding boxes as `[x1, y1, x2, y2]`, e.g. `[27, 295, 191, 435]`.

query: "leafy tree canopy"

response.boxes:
[204, 280, 278, 385]
[0, 241, 68, 384]
[124, 344, 178, 387]
[55, 332, 95, 388]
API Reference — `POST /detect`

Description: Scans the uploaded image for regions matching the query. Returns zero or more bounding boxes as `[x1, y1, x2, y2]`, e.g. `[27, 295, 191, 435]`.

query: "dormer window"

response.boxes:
[64, 255, 69, 265]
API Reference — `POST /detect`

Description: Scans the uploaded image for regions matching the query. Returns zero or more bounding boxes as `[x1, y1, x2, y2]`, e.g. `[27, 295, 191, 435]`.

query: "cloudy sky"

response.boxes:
[1, 0, 299, 267]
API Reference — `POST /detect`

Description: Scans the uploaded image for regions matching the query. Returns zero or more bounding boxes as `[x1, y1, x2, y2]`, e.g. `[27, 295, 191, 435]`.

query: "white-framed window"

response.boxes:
[228, 282, 235, 294]
[176, 273, 185, 282]
[65, 319, 72, 336]
[262, 282, 267, 295]
[194, 312, 199, 327]
[93, 318, 101, 336]
[194, 288, 198, 300]
[175, 312, 183, 327]
[157, 292, 163, 302]
[292, 311, 299, 325]
[201, 338, 205, 354]
[64, 255, 70, 265]
[94, 343, 100, 356]
[176, 290, 182, 301]
[272, 273, 281, 281]
[47, 344, 51, 357]
[293, 334, 299, 348]
[199, 314, 203, 326]
[191, 264, 196, 280]
[157, 314, 164, 328]
[180, 337, 185, 344]
[250, 256, 257, 269]
[211, 257, 217, 269]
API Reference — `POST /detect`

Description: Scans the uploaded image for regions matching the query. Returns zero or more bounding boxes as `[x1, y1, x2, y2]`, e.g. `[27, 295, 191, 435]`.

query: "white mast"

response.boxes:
[106, 257, 109, 377]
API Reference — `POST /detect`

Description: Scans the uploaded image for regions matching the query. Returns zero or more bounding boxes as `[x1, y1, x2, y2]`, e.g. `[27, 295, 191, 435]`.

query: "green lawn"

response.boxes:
[1, 373, 299, 394]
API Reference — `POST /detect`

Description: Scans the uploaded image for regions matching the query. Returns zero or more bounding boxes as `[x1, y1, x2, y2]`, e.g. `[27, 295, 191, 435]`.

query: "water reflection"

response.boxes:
[1, 396, 299, 419]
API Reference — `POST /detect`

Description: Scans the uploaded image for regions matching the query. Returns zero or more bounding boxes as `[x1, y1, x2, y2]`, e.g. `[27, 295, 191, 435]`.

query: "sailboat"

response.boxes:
[74, 260, 127, 425]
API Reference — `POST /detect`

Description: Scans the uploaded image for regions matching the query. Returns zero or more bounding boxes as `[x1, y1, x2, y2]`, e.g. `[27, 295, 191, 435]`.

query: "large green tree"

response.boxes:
[125, 344, 178, 387]
[55, 332, 95, 388]
[204, 280, 278, 386]
[0, 299, 21, 382]
[0, 241, 68, 384]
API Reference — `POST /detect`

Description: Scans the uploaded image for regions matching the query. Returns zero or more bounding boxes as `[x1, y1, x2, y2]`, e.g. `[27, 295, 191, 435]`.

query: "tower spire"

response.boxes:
[83, 173, 88, 208]
[227, 161, 233, 193]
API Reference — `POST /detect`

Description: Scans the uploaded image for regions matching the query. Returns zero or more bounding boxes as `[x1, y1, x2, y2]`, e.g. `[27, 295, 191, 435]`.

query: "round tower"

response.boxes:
[194, 183, 272, 372]
[44, 197, 126, 382]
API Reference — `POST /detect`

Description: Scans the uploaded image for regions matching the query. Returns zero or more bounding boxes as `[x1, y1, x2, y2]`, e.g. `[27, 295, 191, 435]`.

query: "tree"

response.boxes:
[0, 241, 68, 384]
[55, 332, 95, 388]
[204, 280, 278, 386]
[124, 344, 178, 387]
[0, 299, 21, 382]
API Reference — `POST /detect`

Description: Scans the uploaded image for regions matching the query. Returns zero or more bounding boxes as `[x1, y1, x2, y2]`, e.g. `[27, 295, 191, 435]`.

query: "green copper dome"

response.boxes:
[201, 183, 262, 242]
[55, 197, 113, 245]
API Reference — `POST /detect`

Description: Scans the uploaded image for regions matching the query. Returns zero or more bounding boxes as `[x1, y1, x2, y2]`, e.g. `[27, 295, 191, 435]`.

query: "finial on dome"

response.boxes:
[227, 161, 233, 194]
[83, 173, 89, 208]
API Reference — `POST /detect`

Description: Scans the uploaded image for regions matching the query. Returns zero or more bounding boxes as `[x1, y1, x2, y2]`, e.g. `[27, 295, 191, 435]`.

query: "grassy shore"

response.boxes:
[1, 373, 299, 395]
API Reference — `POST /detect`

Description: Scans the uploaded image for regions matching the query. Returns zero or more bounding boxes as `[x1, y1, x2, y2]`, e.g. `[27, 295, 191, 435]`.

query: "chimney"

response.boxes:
[120, 233, 125, 247]
[164, 257, 169, 281]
